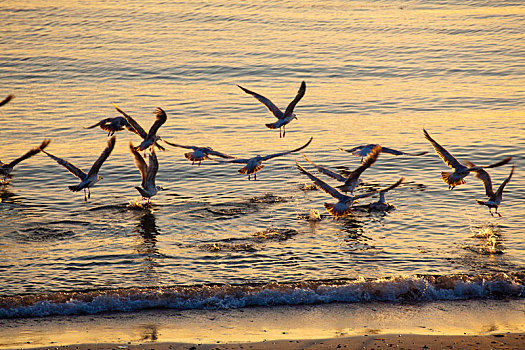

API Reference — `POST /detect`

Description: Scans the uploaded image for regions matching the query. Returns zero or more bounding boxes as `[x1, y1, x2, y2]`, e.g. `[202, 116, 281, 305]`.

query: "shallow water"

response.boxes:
[0, 0, 524, 317]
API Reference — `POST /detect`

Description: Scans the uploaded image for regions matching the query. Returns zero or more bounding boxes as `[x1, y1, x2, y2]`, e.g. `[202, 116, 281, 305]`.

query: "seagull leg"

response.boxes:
[282, 125, 286, 138]
[254, 173, 257, 181]
[84, 189, 87, 201]
[198, 161, 201, 166]
[88, 188, 91, 199]
[279, 127, 282, 138]
[248, 174, 251, 181]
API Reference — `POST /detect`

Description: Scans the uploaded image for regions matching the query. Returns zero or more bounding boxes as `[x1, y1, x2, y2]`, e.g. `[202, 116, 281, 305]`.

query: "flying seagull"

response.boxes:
[368, 177, 405, 211]
[218, 137, 313, 180]
[423, 129, 512, 189]
[0, 95, 14, 107]
[296, 161, 379, 218]
[129, 141, 161, 201]
[1, 139, 50, 181]
[237, 81, 306, 138]
[338, 144, 427, 163]
[42, 136, 116, 201]
[470, 163, 515, 217]
[302, 144, 381, 193]
[84, 116, 132, 136]
[113, 104, 167, 152]
[162, 140, 235, 166]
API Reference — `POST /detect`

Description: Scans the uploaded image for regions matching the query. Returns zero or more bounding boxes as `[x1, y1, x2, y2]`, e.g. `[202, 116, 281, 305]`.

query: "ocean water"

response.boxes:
[0, 0, 524, 319]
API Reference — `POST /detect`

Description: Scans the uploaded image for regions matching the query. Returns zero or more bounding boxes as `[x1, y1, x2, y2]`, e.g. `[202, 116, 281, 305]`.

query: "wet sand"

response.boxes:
[3, 299, 525, 350]
[21, 333, 525, 350]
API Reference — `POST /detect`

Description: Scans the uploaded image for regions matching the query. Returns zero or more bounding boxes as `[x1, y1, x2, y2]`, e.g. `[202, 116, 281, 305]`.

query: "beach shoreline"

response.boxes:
[3, 299, 525, 350]
[13, 333, 525, 350]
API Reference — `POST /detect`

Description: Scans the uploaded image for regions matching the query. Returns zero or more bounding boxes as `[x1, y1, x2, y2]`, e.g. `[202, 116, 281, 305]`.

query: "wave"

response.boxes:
[1, 272, 524, 319]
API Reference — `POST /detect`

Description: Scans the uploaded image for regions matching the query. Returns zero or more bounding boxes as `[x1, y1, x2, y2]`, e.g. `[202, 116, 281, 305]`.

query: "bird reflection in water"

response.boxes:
[139, 324, 159, 342]
[0, 184, 16, 203]
[134, 212, 161, 281]
[337, 213, 374, 251]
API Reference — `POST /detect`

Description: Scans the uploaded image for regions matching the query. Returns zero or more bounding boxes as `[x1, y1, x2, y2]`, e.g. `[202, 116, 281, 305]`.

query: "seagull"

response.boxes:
[338, 144, 427, 163]
[296, 161, 379, 218]
[41, 136, 116, 201]
[162, 140, 235, 166]
[470, 163, 515, 217]
[113, 104, 166, 152]
[1, 139, 50, 181]
[302, 144, 381, 194]
[218, 137, 313, 180]
[423, 129, 512, 189]
[368, 177, 404, 211]
[129, 141, 161, 201]
[84, 116, 132, 136]
[0, 95, 14, 107]
[237, 81, 306, 138]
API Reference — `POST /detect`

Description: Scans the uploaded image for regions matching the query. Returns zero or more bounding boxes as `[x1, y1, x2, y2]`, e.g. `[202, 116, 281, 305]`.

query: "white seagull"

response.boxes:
[113, 104, 167, 152]
[368, 177, 404, 211]
[42, 136, 116, 201]
[1, 139, 50, 181]
[296, 161, 379, 218]
[0, 95, 14, 107]
[338, 144, 427, 163]
[218, 137, 313, 180]
[162, 140, 235, 166]
[302, 144, 381, 194]
[84, 116, 132, 136]
[129, 141, 161, 201]
[237, 81, 306, 138]
[470, 163, 515, 217]
[423, 129, 512, 189]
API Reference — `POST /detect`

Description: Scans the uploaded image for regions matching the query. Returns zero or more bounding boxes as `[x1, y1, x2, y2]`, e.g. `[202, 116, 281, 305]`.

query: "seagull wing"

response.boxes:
[344, 145, 381, 185]
[84, 118, 112, 129]
[380, 146, 428, 156]
[378, 177, 405, 194]
[162, 139, 196, 150]
[296, 161, 347, 201]
[146, 107, 167, 139]
[485, 156, 512, 169]
[7, 139, 51, 168]
[129, 141, 148, 185]
[43, 149, 87, 180]
[261, 137, 313, 161]
[86, 136, 116, 178]
[494, 164, 514, 198]
[423, 129, 464, 170]
[338, 145, 362, 154]
[302, 153, 346, 182]
[466, 161, 494, 198]
[113, 104, 148, 138]
[213, 157, 250, 164]
[207, 149, 236, 159]
[0, 95, 14, 107]
[283, 81, 306, 118]
[146, 148, 159, 188]
[237, 84, 284, 119]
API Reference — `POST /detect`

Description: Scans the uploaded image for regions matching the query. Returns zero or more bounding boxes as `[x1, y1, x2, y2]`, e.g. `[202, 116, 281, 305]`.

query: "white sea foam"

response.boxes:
[2, 273, 524, 319]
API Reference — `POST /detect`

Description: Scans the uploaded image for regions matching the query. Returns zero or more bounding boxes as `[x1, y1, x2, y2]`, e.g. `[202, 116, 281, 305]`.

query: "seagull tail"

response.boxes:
[265, 122, 279, 129]
[441, 172, 465, 187]
[238, 164, 264, 175]
[475, 199, 486, 206]
[324, 203, 352, 218]
[135, 186, 148, 198]
[68, 185, 82, 192]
